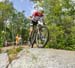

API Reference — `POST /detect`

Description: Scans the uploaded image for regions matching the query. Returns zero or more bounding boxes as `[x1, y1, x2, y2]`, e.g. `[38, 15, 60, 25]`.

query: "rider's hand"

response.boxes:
[28, 16, 32, 20]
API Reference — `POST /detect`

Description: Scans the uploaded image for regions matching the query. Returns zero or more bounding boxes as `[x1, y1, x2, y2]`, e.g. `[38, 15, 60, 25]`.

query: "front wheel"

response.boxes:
[36, 26, 49, 48]
[28, 31, 35, 48]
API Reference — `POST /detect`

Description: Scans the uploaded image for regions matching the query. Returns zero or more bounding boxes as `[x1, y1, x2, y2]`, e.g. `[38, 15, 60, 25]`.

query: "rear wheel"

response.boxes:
[36, 26, 49, 48]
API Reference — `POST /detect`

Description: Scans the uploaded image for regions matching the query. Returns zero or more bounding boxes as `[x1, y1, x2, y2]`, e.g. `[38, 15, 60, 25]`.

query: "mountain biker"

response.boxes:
[28, 4, 44, 39]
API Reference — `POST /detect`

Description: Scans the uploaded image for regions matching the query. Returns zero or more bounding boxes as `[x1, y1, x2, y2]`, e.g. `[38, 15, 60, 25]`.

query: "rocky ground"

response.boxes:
[0, 48, 75, 68]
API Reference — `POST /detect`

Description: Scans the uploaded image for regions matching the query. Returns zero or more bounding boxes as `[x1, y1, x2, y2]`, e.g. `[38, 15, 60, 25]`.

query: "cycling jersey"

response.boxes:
[30, 7, 44, 26]
[32, 11, 43, 17]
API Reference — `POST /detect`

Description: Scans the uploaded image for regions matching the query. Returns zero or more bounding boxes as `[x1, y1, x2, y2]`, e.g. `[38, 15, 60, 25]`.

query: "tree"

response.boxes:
[0, 0, 29, 46]
[0, 0, 15, 46]
[31, 0, 75, 50]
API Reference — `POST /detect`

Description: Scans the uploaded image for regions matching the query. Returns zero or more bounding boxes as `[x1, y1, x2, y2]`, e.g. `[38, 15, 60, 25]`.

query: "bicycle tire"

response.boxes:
[29, 31, 36, 48]
[36, 25, 49, 48]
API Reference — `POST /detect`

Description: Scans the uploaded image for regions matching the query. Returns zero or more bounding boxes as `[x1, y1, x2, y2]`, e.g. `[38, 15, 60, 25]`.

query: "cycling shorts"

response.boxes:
[30, 20, 38, 26]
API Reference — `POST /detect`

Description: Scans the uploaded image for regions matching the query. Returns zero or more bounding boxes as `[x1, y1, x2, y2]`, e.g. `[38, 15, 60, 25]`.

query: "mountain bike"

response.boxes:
[29, 19, 49, 48]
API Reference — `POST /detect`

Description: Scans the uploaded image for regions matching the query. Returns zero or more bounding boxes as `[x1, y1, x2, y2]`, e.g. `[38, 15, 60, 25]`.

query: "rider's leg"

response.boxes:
[29, 21, 33, 40]
[29, 20, 37, 39]
[29, 26, 33, 37]
[29, 20, 38, 35]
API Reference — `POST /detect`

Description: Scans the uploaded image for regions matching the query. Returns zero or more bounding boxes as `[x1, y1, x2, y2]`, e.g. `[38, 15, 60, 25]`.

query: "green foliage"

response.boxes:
[0, 48, 2, 53]
[0, 0, 29, 44]
[16, 46, 23, 52]
[6, 46, 23, 62]
[6, 46, 23, 55]
[0, 31, 6, 47]
[0, 0, 75, 50]
[32, 0, 75, 50]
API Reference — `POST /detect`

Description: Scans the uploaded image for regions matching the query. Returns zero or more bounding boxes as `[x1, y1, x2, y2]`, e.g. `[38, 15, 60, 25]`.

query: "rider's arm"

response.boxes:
[27, 16, 33, 20]
[28, 11, 37, 20]
[28, 10, 37, 20]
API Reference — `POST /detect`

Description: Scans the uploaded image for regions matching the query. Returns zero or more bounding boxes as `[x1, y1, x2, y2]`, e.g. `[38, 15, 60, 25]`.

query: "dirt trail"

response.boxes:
[1, 45, 29, 52]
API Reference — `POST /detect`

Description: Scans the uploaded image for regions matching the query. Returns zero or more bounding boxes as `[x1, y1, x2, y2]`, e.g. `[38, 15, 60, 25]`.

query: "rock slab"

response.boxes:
[0, 53, 9, 68]
[8, 48, 75, 68]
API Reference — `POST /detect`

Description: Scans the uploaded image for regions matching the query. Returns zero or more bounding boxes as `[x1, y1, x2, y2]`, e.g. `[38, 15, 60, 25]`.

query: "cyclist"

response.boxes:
[28, 4, 44, 40]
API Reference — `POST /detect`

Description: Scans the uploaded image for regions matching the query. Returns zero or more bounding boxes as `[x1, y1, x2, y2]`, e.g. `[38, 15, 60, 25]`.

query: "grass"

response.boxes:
[45, 42, 75, 51]
[0, 45, 3, 48]
[0, 46, 23, 62]
[6, 46, 23, 62]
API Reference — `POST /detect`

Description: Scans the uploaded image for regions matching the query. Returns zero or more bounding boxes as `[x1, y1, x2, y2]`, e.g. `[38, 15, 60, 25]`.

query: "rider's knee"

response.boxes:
[29, 27, 33, 35]
[30, 27, 33, 32]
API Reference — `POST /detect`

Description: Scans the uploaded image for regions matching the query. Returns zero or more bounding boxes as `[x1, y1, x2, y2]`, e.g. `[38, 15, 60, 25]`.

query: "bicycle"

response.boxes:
[29, 18, 49, 48]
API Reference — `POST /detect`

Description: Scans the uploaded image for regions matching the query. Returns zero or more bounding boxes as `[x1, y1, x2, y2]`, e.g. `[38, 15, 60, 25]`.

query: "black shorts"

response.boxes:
[30, 20, 38, 27]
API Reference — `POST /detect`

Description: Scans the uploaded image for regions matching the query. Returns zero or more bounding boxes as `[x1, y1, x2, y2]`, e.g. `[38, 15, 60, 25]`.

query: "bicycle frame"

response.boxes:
[32, 20, 43, 43]
[29, 18, 49, 48]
